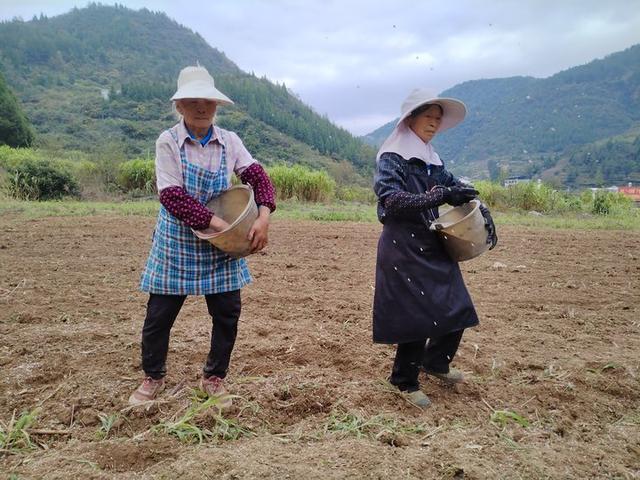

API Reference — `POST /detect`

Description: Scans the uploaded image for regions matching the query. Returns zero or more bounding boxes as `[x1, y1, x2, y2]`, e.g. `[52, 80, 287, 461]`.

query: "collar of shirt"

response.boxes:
[176, 120, 225, 148]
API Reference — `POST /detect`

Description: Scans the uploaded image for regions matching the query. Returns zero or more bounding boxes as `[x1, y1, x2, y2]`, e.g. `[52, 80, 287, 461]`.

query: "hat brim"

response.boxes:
[170, 81, 234, 105]
[397, 97, 466, 133]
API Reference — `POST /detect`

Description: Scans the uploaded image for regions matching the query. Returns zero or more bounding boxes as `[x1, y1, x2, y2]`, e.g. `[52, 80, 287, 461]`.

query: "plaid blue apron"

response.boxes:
[140, 127, 252, 295]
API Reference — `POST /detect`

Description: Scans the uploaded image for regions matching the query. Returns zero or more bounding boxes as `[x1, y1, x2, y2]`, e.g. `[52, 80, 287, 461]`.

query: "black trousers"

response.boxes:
[389, 329, 464, 392]
[141, 291, 241, 380]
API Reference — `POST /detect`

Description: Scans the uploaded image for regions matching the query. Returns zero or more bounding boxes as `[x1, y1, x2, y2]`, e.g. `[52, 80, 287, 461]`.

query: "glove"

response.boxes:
[441, 186, 479, 206]
[479, 204, 498, 249]
[454, 178, 475, 189]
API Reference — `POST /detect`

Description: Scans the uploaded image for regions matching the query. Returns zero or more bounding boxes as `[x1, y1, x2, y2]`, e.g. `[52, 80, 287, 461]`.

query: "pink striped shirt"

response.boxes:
[155, 121, 256, 191]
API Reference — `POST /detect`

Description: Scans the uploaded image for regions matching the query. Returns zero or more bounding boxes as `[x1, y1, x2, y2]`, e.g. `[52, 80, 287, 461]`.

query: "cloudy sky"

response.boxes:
[2, 0, 640, 135]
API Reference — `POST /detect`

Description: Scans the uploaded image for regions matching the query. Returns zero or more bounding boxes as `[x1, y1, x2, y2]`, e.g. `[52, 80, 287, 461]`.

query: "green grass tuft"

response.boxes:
[324, 408, 427, 440]
[95, 413, 120, 440]
[490, 409, 530, 429]
[0, 409, 40, 453]
[153, 392, 253, 444]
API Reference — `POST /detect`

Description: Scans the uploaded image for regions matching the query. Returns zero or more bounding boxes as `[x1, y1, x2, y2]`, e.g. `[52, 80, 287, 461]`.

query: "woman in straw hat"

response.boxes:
[372, 89, 497, 408]
[130, 65, 276, 406]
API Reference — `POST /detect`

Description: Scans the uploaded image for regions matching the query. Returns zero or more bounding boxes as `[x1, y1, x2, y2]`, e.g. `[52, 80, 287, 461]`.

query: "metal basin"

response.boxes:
[192, 185, 258, 258]
[430, 199, 489, 262]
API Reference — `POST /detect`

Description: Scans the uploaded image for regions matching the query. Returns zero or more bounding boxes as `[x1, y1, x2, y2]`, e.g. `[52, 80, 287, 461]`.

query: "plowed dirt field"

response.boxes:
[1, 215, 638, 479]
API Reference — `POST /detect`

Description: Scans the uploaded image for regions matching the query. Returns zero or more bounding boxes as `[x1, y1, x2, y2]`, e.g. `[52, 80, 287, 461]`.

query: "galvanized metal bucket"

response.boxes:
[430, 199, 489, 262]
[192, 185, 258, 258]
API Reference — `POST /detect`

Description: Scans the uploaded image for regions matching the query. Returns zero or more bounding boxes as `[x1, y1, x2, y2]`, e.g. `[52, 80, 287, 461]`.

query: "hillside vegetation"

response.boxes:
[2, 4, 639, 189]
[364, 45, 640, 186]
[0, 4, 375, 182]
[0, 71, 34, 147]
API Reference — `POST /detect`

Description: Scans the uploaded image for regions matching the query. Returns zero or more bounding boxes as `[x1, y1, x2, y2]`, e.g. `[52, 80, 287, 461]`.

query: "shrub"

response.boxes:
[117, 158, 156, 194]
[584, 190, 632, 216]
[506, 182, 550, 212]
[475, 180, 570, 212]
[474, 180, 610, 215]
[475, 180, 507, 209]
[591, 192, 611, 215]
[53, 158, 98, 184]
[5, 158, 79, 200]
[267, 164, 335, 202]
[0, 145, 41, 171]
[0, 146, 105, 198]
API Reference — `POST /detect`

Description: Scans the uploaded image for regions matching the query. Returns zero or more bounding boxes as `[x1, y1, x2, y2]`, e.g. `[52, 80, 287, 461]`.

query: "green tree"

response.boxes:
[0, 71, 34, 147]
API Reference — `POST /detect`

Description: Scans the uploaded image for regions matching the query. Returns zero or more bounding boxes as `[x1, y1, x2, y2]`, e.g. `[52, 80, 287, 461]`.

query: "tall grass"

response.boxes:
[267, 164, 335, 202]
[117, 158, 156, 194]
[475, 180, 635, 216]
[1, 146, 638, 229]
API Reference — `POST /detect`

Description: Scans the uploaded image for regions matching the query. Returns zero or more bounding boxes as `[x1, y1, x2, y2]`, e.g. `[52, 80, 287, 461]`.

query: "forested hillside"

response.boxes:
[562, 131, 640, 186]
[0, 4, 374, 179]
[364, 45, 640, 186]
[0, 71, 34, 147]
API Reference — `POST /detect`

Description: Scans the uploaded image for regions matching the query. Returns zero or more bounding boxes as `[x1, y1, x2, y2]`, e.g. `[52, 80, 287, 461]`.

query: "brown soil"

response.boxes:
[1, 215, 639, 479]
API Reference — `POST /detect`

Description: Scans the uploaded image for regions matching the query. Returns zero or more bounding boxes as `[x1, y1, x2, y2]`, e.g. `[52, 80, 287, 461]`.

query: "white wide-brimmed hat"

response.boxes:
[170, 65, 234, 105]
[397, 88, 466, 132]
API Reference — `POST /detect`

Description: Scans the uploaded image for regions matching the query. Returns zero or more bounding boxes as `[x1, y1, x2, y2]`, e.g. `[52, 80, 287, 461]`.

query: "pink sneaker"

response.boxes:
[200, 375, 232, 408]
[128, 376, 165, 405]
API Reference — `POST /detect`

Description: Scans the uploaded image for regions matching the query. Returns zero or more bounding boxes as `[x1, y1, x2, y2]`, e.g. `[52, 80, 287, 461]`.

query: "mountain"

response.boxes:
[364, 45, 640, 186]
[0, 4, 375, 181]
[559, 127, 640, 187]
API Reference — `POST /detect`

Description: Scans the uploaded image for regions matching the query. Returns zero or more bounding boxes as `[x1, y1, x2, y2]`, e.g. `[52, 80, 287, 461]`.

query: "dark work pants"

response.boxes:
[141, 291, 241, 380]
[389, 329, 464, 392]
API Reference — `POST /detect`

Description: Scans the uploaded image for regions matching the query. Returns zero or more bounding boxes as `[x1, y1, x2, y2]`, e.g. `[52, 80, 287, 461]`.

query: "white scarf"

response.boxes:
[375, 122, 442, 166]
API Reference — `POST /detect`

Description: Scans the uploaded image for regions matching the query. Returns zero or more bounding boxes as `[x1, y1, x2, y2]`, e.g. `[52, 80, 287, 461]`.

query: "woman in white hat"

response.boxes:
[372, 89, 497, 408]
[130, 65, 276, 406]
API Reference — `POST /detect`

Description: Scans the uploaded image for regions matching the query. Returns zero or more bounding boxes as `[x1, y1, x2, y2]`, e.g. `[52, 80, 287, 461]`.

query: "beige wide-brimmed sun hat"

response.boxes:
[397, 88, 466, 132]
[170, 65, 234, 105]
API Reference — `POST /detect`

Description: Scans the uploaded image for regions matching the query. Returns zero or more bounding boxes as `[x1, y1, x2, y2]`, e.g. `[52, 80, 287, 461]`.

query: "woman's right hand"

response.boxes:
[208, 215, 230, 232]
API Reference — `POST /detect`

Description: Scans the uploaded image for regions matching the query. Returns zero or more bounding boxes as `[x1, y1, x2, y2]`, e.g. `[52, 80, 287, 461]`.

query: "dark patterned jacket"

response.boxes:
[374, 152, 464, 225]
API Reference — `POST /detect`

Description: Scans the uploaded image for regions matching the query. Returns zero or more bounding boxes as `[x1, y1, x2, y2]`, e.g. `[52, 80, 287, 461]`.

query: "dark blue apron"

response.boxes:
[372, 159, 479, 344]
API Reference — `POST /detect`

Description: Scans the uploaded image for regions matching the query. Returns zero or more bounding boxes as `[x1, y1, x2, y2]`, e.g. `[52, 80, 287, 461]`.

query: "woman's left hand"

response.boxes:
[248, 206, 271, 253]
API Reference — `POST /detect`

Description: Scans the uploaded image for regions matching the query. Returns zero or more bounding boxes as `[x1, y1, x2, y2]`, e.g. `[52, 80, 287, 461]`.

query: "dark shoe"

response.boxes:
[200, 375, 232, 408]
[128, 376, 165, 405]
[424, 368, 465, 385]
[403, 390, 431, 408]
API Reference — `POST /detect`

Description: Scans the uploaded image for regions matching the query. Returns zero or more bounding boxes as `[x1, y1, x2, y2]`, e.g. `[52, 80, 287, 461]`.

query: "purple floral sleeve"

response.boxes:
[239, 163, 276, 212]
[159, 186, 213, 230]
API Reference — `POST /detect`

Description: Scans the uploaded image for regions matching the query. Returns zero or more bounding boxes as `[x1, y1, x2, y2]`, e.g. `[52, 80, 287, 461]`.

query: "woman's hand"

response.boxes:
[248, 206, 271, 253]
[441, 186, 479, 206]
[479, 204, 498, 249]
[208, 214, 230, 232]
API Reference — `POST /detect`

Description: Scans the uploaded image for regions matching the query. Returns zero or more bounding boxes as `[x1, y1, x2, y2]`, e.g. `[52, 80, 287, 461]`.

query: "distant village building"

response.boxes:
[618, 184, 640, 203]
[100, 88, 109, 100]
[587, 187, 618, 204]
[503, 176, 531, 187]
